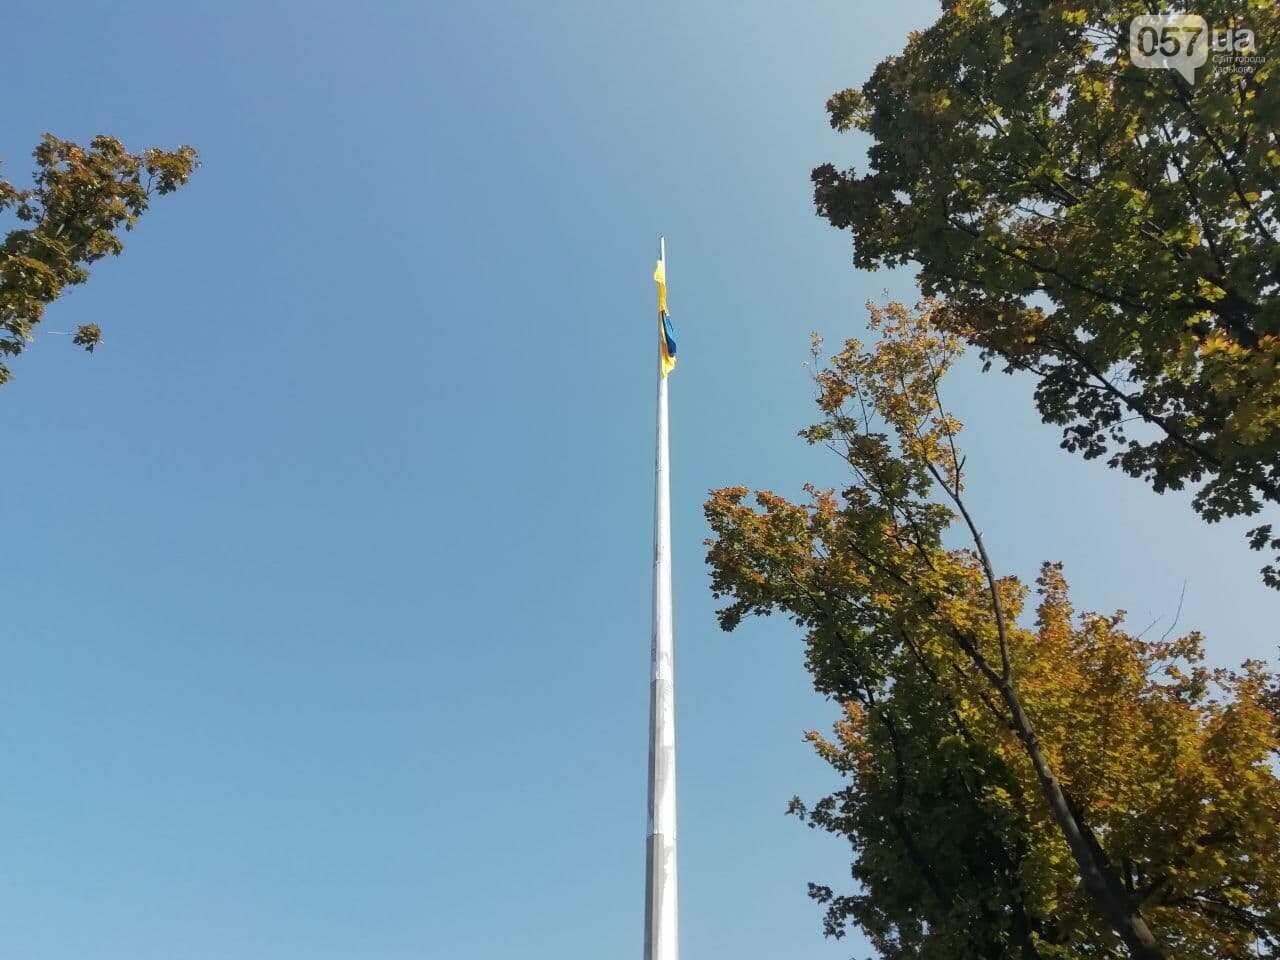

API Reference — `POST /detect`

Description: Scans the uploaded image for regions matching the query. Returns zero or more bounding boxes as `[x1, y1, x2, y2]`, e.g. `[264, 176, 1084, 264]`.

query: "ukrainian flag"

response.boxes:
[654, 260, 677, 377]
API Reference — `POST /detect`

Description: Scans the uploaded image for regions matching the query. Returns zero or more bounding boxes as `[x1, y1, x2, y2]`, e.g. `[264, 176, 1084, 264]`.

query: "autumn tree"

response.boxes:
[812, 0, 1280, 585]
[705, 302, 1280, 959]
[0, 134, 198, 385]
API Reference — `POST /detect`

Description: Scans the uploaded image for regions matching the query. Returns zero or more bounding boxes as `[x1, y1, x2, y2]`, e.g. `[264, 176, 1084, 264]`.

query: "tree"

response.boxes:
[0, 134, 199, 385]
[705, 302, 1280, 959]
[811, 0, 1280, 586]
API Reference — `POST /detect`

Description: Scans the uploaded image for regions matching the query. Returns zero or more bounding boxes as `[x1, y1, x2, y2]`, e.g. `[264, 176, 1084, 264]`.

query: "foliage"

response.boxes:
[705, 302, 1280, 959]
[812, 0, 1280, 585]
[0, 134, 198, 385]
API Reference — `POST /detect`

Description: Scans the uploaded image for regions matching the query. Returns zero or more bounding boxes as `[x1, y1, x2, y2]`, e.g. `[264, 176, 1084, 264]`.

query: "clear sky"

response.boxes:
[3, 3, 1275, 959]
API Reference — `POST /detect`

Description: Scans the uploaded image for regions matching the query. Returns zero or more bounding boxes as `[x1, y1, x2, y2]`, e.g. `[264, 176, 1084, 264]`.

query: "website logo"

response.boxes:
[1130, 14, 1257, 84]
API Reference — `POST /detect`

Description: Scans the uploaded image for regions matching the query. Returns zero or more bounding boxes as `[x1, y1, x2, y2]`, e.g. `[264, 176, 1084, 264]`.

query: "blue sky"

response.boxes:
[3, 2, 1275, 958]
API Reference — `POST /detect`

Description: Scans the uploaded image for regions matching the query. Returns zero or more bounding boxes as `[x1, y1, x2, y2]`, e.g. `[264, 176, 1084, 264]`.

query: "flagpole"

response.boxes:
[645, 235, 678, 960]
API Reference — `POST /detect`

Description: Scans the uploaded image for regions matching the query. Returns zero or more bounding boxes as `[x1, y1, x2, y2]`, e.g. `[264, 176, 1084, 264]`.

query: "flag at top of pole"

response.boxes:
[654, 248, 677, 377]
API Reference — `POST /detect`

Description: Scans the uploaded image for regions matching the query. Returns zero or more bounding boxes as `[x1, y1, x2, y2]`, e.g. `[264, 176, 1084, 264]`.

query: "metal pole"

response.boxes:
[644, 235, 678, 960]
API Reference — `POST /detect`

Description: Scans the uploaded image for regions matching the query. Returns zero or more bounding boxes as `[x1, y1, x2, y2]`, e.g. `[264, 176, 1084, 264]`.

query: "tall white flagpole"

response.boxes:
[645, 235, 678, 960]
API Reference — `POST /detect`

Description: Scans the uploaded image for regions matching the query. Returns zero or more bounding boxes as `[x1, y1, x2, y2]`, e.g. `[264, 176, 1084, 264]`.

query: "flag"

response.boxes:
[654, 260, 677, 377]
